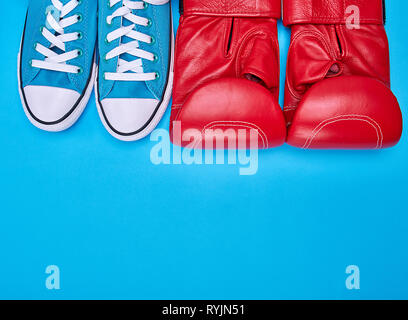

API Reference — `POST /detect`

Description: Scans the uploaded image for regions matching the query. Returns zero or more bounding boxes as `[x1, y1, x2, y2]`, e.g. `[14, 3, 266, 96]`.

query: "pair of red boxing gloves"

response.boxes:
[169, 0, 403, 149]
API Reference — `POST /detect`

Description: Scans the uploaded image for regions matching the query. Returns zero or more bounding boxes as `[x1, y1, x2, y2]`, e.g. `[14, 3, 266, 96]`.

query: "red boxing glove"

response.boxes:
[283, 0, 402, 149]
[170, 0, 286, 149]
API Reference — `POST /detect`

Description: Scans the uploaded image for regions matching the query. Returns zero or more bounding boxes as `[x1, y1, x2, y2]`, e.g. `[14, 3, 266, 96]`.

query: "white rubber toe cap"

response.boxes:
[100, 98, 160, 135]
[23, 85, 80, 123]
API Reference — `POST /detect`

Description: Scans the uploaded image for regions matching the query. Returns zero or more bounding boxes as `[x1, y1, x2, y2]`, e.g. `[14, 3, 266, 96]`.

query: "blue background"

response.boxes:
[0, 0, 406, 299]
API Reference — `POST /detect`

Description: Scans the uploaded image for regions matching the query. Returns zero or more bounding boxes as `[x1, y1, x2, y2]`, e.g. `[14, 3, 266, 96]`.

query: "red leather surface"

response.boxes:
[287, 76, 402, 149]
[184, 0, 281, 18]
[171, 0, 285, 149]
[283, 0, 402, 149]
[283, 0, 384, 25]
[173, 78, 286, 149]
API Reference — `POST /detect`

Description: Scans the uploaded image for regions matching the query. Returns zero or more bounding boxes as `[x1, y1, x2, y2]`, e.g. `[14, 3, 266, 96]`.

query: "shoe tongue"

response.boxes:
[45, 1, 75, 50]
[45, 0, 73, 28]
[120, 7, 143, 73]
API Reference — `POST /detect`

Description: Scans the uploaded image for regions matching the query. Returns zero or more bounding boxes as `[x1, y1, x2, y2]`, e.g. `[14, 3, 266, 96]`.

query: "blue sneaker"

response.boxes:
[18, 0, 97, 132]
[96, 0, 174, 141]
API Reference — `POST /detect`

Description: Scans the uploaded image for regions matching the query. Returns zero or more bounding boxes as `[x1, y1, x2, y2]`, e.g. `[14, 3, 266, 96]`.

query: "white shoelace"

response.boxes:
[104, 0, 169, 82]
[31, 0, 82, 74]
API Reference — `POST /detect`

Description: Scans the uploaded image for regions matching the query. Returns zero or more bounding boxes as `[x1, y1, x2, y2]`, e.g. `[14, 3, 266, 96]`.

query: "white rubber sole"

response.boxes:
[95, 23, 175, 142]
[18, 38, 96, 132]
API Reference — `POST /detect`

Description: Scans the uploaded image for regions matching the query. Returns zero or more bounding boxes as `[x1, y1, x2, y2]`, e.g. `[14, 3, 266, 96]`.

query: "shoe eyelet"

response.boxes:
[148, 36, 156, 45]
[154, 72, 160, 80]
[77, 0, 82, 5]
[39, 26, 45, 33]
[146, 19, 152, 28]
[77, 67, 83, 74]
[33, 43, 38, 50]
[77, 31, 83, 40]
[104, 54, 109, 62]
[143, 2, 149, 10]
[104, 37, 110, 45]
[153, 54, 159, 63]
[29, 60, 33, 67]
[77, 49, 83, 57]
[76, 14, 83, 22]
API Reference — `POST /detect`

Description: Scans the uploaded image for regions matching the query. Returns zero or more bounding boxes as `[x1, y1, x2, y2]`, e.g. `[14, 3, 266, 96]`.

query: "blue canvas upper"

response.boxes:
[97, 0, 172, 101]
[20, 0, 97, 93]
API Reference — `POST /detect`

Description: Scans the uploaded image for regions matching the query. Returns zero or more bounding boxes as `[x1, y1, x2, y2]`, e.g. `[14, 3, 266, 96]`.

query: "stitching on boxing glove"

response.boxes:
[302, 115, 384, 149]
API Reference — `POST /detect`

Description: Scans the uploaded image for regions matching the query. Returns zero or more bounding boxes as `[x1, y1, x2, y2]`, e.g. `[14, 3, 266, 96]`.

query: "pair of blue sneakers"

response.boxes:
[18, 0, 173, 141]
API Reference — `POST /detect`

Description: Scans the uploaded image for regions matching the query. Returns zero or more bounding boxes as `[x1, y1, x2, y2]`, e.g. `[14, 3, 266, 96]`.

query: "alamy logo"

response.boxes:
[150, 122, 259, 175]
[45, 265, 60, 290]
[345, 5, 361, 30]
[345, 265, 360, 290]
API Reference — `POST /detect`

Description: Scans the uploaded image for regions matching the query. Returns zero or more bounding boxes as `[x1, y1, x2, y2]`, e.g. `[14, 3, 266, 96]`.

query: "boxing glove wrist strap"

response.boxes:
[182, 0, 281, 18]
[283, 0, 384, 26]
